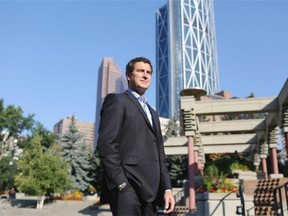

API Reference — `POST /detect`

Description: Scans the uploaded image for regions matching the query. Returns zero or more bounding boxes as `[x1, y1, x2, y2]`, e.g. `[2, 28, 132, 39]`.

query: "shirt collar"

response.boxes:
[127, 89, 148, 104]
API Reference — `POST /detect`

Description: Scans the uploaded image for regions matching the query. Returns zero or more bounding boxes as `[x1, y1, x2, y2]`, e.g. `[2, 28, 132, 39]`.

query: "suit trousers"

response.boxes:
[109, 182, 157, 216]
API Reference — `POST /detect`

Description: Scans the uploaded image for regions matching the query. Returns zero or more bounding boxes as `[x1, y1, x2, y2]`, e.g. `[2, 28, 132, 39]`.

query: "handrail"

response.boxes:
[272, 181, 288, 216]
[236, 181, 246, 216]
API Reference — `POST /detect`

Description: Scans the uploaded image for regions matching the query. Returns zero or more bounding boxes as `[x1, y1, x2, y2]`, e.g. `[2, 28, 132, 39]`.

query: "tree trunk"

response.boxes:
[36, 195, 45, 209]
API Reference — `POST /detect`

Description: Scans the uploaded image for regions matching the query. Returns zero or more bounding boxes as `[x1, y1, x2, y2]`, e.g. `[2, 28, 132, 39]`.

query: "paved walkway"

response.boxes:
[0, 198, 112, 216]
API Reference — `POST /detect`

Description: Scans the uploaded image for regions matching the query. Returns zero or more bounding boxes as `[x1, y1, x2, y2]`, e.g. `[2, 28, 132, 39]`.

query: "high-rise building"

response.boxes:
[53, 116, 94, 150]
[156, 0, 219, 118]
[94, 57, 128, 147]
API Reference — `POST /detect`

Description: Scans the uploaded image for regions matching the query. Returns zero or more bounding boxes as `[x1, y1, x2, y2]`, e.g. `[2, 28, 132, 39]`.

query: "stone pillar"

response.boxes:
[187, 136, 196, 210]
[180, 88, 206, 212]
[198, 146, 205, 175]
[194, 147, 199, 175]
[195, 150, 203, 174]
[261, 158, 268, 178]
[271, 148, 278, 174]
[282, 108, 288, 152]
[260, 142, 269, 178]
[194, 130, 202, 175]
[269, 127, 279, 174]
[253, 153, 260, 171]
[181, 106, 197, 211]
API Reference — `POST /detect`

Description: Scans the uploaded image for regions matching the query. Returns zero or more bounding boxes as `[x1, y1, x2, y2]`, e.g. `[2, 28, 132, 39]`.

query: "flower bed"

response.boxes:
[197, 175, 239, 193]
[56, 191, 83, 201]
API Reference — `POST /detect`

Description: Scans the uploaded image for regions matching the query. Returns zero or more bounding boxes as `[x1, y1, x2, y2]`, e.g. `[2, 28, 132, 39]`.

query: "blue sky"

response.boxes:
[0, 0, 287, 131]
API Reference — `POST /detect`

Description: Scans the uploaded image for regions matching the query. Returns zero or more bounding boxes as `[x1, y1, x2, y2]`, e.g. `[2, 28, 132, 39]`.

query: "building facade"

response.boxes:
[53, 116, 94, 150]
[94, 57, 128, 147]
[156, 0, 219, 119]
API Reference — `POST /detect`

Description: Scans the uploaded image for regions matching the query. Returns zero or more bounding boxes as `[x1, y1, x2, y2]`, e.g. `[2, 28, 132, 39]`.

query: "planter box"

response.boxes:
[197, 193, 241, 216]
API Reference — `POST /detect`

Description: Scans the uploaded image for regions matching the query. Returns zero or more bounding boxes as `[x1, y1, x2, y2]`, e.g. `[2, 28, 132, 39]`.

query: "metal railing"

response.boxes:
[236, 181, 246, 216]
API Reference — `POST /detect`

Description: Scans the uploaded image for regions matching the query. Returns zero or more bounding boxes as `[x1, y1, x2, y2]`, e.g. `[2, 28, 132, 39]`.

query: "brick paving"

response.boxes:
[0, 197, 112, 216]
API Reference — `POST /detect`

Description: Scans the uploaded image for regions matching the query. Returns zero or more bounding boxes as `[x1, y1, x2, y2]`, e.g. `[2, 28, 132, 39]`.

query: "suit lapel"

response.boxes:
[125, 91, 156, 133]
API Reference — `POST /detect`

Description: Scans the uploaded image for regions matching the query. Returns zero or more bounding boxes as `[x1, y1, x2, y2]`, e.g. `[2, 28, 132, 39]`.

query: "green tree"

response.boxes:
[89, 150, 104, 193]
[31, 122, 56, 150]
[0, 99, 35, 191]
[168, 155, 188, 186]
[0, 99, 34, 140]
[60, 115, 92, 191]
[163, 115, 180, 142]
[15, 135, 71, 209]
[0, 156, 12, 191]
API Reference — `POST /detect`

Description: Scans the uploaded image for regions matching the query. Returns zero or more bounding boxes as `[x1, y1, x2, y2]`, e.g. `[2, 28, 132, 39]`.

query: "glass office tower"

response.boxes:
[156, 0, 219, 118]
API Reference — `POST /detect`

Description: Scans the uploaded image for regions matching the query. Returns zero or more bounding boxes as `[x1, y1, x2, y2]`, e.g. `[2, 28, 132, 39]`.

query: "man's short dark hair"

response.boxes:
[125, 57, 153, 75]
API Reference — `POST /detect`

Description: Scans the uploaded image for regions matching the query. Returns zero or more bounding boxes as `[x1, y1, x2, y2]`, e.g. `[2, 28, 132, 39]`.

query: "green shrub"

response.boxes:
[205, 165, 219, 177]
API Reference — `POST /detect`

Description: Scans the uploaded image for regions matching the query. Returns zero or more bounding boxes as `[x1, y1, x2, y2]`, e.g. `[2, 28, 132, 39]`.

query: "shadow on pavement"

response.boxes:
[78, 205, 111, 215]
[9, 197, 57, 209]
[10, 199, 37, 208]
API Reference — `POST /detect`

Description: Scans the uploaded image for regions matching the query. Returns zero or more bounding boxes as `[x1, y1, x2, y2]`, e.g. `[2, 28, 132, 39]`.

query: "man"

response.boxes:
[97, 57, 175, 215]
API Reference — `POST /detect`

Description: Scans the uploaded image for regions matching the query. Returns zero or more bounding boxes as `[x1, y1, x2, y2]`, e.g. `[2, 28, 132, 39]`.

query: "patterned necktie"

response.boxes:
[139, 96, 153, 126]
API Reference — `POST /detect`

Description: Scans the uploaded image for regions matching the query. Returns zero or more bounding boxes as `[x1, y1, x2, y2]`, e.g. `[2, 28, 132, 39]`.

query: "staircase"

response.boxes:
[172, 188, 196, 216]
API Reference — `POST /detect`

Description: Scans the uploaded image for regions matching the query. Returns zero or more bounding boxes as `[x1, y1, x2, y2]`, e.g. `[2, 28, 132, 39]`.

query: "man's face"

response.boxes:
[127, 61, 152, 95]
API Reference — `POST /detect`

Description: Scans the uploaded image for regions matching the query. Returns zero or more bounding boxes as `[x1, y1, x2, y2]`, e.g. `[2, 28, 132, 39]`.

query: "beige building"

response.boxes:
[53, 116, 94, 150]
[164, 80, 288, 211]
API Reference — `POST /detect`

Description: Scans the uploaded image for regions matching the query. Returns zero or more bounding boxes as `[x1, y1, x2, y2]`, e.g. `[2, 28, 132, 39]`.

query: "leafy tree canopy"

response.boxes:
[163, 115, 180, 142]
[15, 135, 71, 196]
[31, 122, 55, 150]
[0, 156, 12, 190]
[0, 99, 35, 140]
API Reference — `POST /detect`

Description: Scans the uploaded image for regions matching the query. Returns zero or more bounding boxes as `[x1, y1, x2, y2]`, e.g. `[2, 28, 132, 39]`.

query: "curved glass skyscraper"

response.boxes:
[156, 0, 219, 118]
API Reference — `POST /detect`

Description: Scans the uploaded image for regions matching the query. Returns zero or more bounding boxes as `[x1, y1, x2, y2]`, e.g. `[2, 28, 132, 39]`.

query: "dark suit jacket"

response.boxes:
[97, 91, 172, 206]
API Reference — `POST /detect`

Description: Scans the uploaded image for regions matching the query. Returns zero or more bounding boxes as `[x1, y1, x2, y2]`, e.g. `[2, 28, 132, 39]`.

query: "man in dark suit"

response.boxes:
[97, 57, 175, 215]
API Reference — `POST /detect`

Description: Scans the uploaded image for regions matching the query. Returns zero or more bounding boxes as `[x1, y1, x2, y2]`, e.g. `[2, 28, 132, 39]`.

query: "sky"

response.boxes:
[0, 0, 287, 131]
